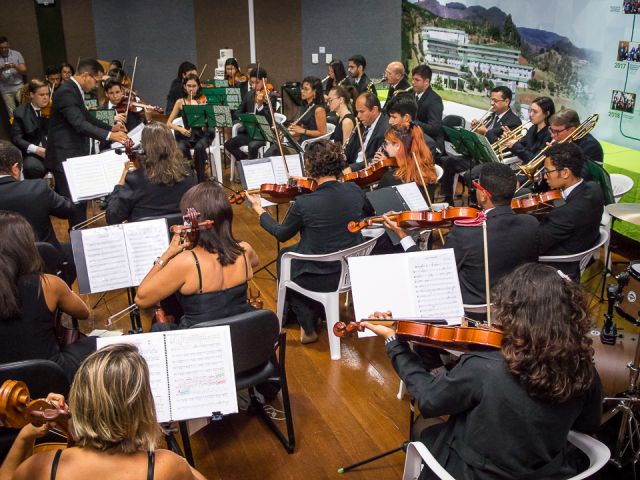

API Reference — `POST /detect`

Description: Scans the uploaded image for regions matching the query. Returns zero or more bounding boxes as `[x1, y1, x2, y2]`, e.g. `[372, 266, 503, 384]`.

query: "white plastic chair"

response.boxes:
[402, 431, 610, 480]
[276, 234, 381, 360]
[435, 164, 443, 182]
[538, 227, 609, 280]
[299, 123, 336, 151]
[601, 173, 634, 268]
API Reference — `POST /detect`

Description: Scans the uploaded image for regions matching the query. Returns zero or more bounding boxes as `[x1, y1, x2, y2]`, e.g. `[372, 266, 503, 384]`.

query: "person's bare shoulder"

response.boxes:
[12, 450, 58, 480]
[154, 450, 206, 479]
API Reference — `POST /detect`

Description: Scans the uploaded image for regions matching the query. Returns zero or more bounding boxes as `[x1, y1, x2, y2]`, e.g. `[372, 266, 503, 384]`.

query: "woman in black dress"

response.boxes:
[327, 86, 355, 145]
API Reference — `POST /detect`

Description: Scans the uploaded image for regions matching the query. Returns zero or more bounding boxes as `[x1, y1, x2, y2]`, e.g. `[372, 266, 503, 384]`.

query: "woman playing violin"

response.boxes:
[135, 182, 259, 329]
[166, 73, 212, 183]
[0, 343, 206, 480]
[363, 263, 602, 480]
[0, 212, 95, 383]
[105, 122, 196, 224]
[224, 57, 248, 99]
[245, 140, 366, 344]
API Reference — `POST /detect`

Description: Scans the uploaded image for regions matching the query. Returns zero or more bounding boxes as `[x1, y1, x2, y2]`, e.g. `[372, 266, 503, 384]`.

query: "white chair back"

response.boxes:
[538, 227, 609, 275]
[300, 123, 336, 151]
[610, 173, 634, 202]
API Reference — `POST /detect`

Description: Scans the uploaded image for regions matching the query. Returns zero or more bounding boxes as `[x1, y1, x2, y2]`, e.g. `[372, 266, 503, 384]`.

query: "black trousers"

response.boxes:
[225, 131, 266, 161]
[439, 155, 475, 201]
[23, 155, 46, 179]
[178, 132, 213, 182]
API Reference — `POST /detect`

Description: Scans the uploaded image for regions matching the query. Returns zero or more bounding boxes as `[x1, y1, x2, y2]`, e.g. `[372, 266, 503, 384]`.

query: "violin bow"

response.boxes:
[354, 120, 368, 167]
[123, 56, 138, 123]
[261, 71, 290, 178]
[199, 63, 208, 79]
[482, 221, 491, 325]
[411, 151, 445, 245]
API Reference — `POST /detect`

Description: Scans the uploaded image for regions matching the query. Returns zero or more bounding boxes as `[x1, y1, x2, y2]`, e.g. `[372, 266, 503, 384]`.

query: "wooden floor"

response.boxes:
[52, 174, 640, 479]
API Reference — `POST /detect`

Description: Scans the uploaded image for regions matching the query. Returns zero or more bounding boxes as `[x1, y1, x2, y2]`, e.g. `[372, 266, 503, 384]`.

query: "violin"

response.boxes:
[341, 158, 397, 188]
[121, 138, 142, 171]
[0, 380, 72, 444]
[511, 189, 563, 214]
[228, 72, 248, 87]
[228, 178, 318, 205]
[170, 207, 214, 246]
[348, 206, 481, 233]
[334, 318, 503, 351]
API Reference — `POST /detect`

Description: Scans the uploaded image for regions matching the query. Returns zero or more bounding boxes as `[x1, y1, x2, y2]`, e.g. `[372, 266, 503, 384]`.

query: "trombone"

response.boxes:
[492, 122, 530, 160]
[516, 113, 599, 191]
[366, 78, 385, 92]
[470, 108, 493, 132]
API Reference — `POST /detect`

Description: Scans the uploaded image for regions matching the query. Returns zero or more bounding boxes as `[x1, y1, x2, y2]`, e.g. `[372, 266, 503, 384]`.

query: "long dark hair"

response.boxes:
[140, 122, 189, 185]
[0, 211, 43, 320]
[302, 76, 324, 105]
[495, 263, 596, 403]
[179, 183, 244, 266]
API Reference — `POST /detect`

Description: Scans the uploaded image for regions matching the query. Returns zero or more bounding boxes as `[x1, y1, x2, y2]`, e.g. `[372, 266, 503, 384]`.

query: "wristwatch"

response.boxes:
[153, 257, 166, 268]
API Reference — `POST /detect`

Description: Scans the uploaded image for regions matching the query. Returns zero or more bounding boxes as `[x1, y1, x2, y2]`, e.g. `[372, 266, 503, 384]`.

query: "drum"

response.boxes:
[617, 261, 640, 323]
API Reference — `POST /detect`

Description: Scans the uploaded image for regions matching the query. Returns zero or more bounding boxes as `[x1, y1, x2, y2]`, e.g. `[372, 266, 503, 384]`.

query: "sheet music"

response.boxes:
[96, 334, 172, 423]
[269, 155, 302, 183]
[96, 326, 237, 423]
[241, 160, 276, 189]
[63, 157, 106, 202]
[80, 226, 132, 293]
[395, 182, 429, 211]
[407, 251, 464, 322]
[348, 250, 464, 338]
[164, 327, 237, 420]
[100, 150, 128, 189]
[122, 219, 170, 286]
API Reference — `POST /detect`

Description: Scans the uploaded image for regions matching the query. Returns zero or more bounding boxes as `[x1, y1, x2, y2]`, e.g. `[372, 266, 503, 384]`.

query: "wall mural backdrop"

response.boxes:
[402, 0, 640, 150]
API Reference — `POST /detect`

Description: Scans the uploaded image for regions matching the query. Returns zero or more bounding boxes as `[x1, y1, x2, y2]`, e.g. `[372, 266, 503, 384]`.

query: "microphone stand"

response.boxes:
[601, 282, 621, 345]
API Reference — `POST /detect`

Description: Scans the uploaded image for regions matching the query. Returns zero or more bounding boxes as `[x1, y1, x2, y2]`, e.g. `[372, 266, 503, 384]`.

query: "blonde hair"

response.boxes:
[140, 121, 190, 185]
[69, 343, 162, 453]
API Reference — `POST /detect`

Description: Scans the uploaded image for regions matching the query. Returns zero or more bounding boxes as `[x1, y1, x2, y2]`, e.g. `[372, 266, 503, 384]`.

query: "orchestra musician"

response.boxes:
[166, 73, 211, 183]
[0, 343, 207, 480]
[44, 65, 61, 95]
[105, 122, 196, 224]
[135, 182, 259, 329]
[102, 78, 144, 133]
[288, 76, 327, 143]
[390, 163, 539, 306]
[58, 62, 74, 84]
[503, 96, 554, 164]
[9, 79, 50, 178]
[45, 59, 129, 229]
[549, 109, 603, 165]
[323, 59, 351, 93]
[439, 86, 522, 206]
[537, 143, 604, 281]
[344, 92, 389, 171]
[224, 67, 277, 167]
[165, 61, 197, 114]
[383, 61, 411, 114]
[245, 140, 367, 344]
[224, 57, 249, 99]
[0, 141, 75, 277]
[411, 64, 445, 156]
[327, 85, 355, 144]
[347, 54, 375, 95]
[363, 262, 602, 480]
[0, 211, 94, 383]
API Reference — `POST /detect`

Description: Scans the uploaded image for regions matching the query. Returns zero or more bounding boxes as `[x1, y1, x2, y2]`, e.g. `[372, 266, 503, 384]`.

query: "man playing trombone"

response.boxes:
[440, 86, 521, 205]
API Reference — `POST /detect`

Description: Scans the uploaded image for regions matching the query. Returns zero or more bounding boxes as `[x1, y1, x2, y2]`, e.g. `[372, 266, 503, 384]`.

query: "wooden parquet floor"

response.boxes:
[51, 172, 640, 479]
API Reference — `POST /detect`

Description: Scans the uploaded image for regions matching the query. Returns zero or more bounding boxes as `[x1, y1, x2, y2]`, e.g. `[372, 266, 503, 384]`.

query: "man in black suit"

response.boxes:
[9, 79, 50, 179]
[440, 85, 522, 205]
[388, 162, 539, 305]
[45, 58, 129, 229]
[225, 68, 277, 162]
[0, 140, 75, 269]
[347, 54, 376, 96]
[549, 109, 603, 165]
[344, 92, 389, 171]
[383, 61, 411, 114]
[538, 143, 604, 281]
[411, 64, 445, 156]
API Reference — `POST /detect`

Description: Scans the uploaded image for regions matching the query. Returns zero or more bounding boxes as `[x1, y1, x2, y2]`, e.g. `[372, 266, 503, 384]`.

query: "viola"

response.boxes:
[334, 319, 503, 351]
[342, 158, 397, 188]
[122, 138, 142, 171]
[228, 178, 318, 205]
[0, 380, 72, 443]
[170, 207, 214, 245]
[347, 206, 481, 233]
[511, 189, 563, 214]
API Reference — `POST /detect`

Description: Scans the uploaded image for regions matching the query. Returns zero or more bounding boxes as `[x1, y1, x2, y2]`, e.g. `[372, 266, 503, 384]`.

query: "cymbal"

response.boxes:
[606, 203, 640, 226]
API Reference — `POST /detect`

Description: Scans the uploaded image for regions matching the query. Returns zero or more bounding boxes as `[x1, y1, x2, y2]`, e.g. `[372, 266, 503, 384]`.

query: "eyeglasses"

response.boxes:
[550, 127, 568, 135]
[490, 98, 506, 104]
[472, 180, 492, 198]
[543, 169, 559, 176]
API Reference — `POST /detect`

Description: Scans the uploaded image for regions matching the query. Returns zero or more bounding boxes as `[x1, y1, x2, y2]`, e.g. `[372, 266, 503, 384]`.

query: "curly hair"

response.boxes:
[305, 139, 346, 179]
[494, 263, 596, 403]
